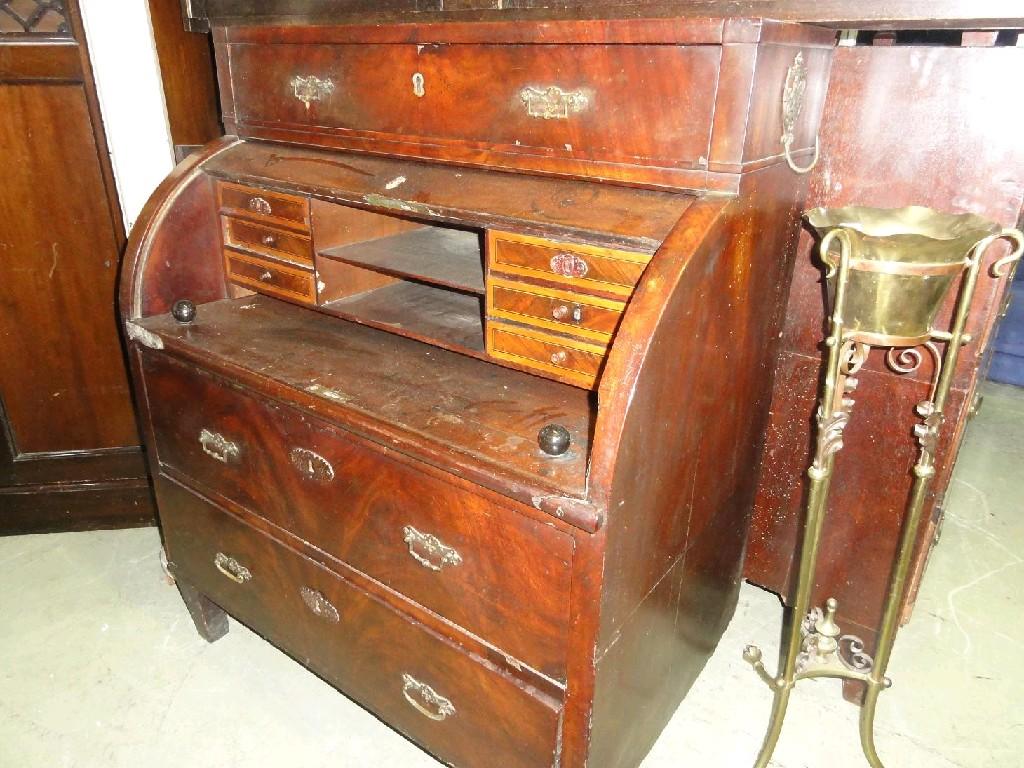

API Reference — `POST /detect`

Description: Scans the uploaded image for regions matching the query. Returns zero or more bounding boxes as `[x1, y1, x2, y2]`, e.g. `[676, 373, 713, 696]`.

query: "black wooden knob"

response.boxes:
[538, 424, 571, 456]
[171, 299, 196, 324]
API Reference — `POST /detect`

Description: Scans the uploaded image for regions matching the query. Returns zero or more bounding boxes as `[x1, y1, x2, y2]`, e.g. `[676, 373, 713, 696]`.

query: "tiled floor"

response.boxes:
[2, 381, 1021, 768]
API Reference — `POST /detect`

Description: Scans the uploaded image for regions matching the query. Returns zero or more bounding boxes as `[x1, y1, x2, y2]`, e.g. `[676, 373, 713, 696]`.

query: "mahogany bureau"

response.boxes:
[122, 15, 833, 768]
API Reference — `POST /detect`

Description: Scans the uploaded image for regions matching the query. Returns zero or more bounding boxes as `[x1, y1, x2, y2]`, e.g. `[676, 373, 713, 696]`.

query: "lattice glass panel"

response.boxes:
[0, 0, 71, 37]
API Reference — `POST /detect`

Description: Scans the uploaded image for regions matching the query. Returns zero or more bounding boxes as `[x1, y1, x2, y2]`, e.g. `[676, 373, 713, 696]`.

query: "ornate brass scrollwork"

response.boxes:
[214, 552, 252, 584]
[199, 428, 241, 465]
[781, 52, 819, 174]
[402, 525, 463, 572]
[291, 75, 335, 109]
[520, 85, 589, 120]
[300, 586, 340, 623]
[289, 447, 335, 483]
[401, 674, 455, 721]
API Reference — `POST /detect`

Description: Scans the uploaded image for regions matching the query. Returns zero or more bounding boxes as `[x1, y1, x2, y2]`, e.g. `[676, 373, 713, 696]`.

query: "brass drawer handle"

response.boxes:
[259, 270, 273, 282]
[248, 196, 272, 215]
[550, 253, 589, 279]
[261, 234, 278, 248]
[291, 74, 335, 109]
[199, 428, 241, 464]
[214, 552, 252, 584]
[520, 85, 588, 120]
[289, 447, 335, 483]
[552, 303, 584, 323]
[402, 525, 463, 572]
[402, 674, 455, 722]
[300, 586, 340, 623]
[550, 350, 569, 365]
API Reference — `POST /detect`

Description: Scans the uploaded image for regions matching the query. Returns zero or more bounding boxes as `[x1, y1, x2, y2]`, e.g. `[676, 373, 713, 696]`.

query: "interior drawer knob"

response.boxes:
[550, 350, 569, 365]
[552, 303, 584, 323]
[261, 234, 278, 248]
[402, 525, 463, 572]
[259, 270, 273, 282]
[248, 196, 272, 215]
[402, 674, 456, 722]
[214, 552, 252, 584]
[538, 424, 571, 456]
[549, 253, 589, 279]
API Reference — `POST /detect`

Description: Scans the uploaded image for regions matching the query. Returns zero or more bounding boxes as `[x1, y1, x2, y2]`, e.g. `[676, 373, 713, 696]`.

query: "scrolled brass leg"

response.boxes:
[752, 685, 793, 768]
[859, 683, 885, 768]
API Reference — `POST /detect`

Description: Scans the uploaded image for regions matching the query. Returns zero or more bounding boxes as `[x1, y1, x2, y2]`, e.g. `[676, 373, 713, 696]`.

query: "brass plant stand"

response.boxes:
[744, 205, 1023, 768]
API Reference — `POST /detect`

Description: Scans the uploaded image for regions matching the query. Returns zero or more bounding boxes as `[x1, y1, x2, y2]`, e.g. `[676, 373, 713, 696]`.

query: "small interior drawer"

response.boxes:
[488, 231, 650, 297]
[216, 180, 310, 230]
[222, 216, 313, 265]
[487, 277, 625, 342]
[487, 321, 607, 389]
[224, 249, 316, 304]
[156, 478, 562, 768]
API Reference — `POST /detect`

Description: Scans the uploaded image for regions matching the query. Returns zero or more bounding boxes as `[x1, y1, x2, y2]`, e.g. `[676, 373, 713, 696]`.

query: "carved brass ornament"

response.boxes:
[401, 674, 456, 721]
[300, 586, 340, 623]
[289, 447, 335, 483]
[743, 206, 1024, 768]
[214, 552, 252, 584]
[291, 75, 335, 110]
[402, 526, 463, 572]
[780, 52, 819, 174]
[199, 428, 241, 465]
[520, 85, 589, 120]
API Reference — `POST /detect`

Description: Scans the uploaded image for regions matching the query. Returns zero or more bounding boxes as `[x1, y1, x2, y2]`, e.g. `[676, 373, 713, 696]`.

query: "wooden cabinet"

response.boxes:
[0, 0, 155, 533]
[122, 14, 833, 768]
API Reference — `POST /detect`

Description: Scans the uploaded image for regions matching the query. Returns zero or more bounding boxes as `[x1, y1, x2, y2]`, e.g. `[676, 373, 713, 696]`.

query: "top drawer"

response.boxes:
[227, 42, 720, 175]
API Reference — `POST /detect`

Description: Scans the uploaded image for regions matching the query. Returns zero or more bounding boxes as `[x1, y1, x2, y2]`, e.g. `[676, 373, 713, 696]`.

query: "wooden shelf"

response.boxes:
[135, 295, 592, 499]
[322, 281, 485, 355]
[318, 227, 485, 295]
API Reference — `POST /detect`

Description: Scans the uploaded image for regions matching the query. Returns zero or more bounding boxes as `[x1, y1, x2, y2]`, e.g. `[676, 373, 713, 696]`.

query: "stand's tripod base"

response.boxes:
[743, 598, 892, 768]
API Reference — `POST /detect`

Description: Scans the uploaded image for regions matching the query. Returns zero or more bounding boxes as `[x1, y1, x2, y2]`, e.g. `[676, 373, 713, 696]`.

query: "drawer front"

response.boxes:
[222, 216, 313, 265]
[488, 277, 625, 342]
[225, 249, 316, 304]
[157, 479, 561, 768]
[488, 322, 607, 389]
[142, 352, 573, 678]
[229, 42, 720, 169]
[217, 181, 309, 230]
[488, 231, 650, 297]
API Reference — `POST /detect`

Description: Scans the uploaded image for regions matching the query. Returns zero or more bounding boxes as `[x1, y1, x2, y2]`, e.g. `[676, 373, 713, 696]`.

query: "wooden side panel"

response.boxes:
[148, 0, 222, 148]
[587, 161, 814, 767]
[746, 46, 1024, 654]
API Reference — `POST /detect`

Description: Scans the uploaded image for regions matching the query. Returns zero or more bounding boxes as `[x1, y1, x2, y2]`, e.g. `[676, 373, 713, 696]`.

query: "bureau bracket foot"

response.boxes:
[177, 579, 229, 643]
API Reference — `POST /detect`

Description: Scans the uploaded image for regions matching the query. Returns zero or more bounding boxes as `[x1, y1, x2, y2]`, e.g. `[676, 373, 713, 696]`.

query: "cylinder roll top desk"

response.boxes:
[122, 13, 833, 768]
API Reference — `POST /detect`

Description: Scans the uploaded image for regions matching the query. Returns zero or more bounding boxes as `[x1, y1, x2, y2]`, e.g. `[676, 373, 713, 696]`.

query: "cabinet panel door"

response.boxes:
[0, 2, 153, 532]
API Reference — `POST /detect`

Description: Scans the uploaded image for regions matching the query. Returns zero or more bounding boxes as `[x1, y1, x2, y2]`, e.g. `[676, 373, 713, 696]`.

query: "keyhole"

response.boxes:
[412, 72, 425, 98]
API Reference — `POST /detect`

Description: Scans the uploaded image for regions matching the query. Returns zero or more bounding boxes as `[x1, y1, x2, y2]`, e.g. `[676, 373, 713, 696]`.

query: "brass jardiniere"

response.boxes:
[744, 205, 1023, 768]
